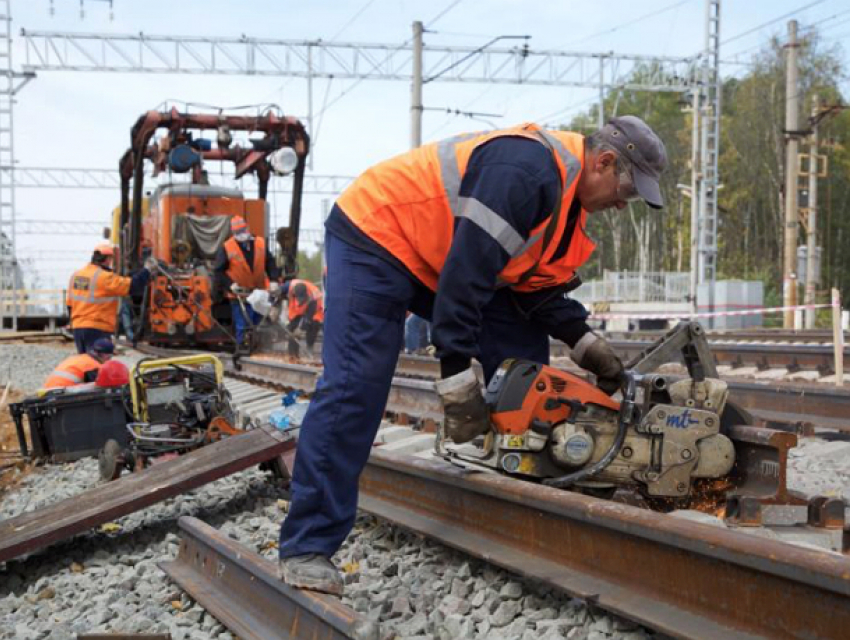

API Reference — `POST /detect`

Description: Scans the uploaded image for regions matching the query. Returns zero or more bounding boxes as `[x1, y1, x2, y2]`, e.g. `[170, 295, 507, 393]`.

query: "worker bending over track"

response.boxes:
[67, 244, 154, 354]
[278, 116, 668, 595]
[213, 216, 281, 345]
[281, 279, 324, 356]
[43, 337, 115, 389]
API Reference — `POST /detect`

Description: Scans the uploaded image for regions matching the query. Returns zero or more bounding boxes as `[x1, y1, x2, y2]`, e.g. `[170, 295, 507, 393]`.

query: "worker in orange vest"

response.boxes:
[43, 338, 115, 389]
[278, 116, 667, 595]
[213, 216, 281, 345]
[67, 244, 155, 354]
[280, 279, 324, 355]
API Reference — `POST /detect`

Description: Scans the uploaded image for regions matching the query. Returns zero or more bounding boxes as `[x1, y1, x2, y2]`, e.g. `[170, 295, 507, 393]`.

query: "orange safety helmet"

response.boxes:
[94, 243, 116, 257]
[230, 216, 249, 235]
[95, 359, 130, 388]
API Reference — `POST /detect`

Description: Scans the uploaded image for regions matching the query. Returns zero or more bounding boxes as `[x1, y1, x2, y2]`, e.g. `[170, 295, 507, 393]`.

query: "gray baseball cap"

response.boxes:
[599, 115, 667, 209]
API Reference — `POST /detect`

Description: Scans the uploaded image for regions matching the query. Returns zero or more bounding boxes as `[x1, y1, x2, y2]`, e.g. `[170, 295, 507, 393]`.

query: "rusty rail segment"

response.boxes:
[359, 450, 850, 640]
[0, 427, 293, 563]
[160, 517, 379, 640]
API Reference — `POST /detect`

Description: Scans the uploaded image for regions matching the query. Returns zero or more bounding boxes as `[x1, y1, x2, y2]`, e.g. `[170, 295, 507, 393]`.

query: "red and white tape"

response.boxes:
[590, 302, 838, 321]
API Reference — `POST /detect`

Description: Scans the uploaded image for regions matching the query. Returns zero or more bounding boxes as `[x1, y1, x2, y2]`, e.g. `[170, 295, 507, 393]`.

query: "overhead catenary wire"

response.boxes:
[723, 9, 850, 72]
[328, 0, 381, 41]
[563, 0, 692, 48]
[311, 0, 468, 124]
[722, 0, 826, 45]
[259, 0, 379, 111]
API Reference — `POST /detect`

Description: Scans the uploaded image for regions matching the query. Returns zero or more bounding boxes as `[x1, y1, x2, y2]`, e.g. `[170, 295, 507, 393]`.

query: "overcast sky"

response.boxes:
[8, 0, 849, 287]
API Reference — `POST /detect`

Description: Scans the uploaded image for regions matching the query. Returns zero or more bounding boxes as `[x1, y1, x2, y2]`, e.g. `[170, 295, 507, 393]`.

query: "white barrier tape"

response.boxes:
[590, 302, 838, 321]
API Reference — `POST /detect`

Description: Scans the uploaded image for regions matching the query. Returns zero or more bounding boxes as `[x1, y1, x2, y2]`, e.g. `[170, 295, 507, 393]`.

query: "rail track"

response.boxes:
[119, 341, 850, 638]
[234, 352, 850, 434]
[161, 517, 380, 640]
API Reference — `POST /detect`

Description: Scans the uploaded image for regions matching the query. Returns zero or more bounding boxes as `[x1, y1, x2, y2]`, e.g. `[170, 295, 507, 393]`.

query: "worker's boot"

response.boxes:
[279, 554, 344, 596]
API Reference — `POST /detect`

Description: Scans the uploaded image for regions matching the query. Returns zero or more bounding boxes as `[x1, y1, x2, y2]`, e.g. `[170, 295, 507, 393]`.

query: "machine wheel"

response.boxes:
[98, 439, 124, 481]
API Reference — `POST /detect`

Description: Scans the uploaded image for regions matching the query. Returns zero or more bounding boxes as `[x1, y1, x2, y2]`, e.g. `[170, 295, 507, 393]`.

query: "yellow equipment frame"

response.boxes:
[129, 354, 224, 422]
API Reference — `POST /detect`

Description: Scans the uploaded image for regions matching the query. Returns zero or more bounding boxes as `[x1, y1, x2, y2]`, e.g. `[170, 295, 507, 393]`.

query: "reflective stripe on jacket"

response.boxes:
[67, 263, 131, 333]
[224, 236, 269, 293]
[336, 123, 596, 293]
[43, 354, 102, 389]
[287, 279, 324, 322]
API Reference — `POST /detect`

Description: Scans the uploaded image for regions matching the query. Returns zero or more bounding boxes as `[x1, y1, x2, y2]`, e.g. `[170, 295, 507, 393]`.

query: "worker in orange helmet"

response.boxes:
[43, 337, 115, 389]
[213, 216, 281, 345]
[67, 243, 156, 354]
[280, 279, 324, 356]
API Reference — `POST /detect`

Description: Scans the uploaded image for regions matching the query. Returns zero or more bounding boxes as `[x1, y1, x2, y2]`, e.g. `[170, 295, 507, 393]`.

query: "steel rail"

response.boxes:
[231, 355, 850, 432]
[161, 516, 380, 640]
[0, 427, 294, 563]
[236, 357, 443, 420]
[359, 450, 850, 640]
[605, 339, 848, 372]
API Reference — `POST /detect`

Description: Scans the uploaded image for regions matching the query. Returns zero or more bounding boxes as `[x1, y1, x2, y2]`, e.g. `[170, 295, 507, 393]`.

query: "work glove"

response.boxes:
[571, 332, 624, 395]
[268, 282, 281, 294]
[143, 257, 159, 273]
[230, 282, 249, 296]
[435, 368, 490, 444]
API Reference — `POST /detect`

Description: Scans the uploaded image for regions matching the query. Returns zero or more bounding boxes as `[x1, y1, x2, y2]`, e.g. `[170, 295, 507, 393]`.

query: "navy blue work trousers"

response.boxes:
[230, 300, 261, 344]
[278, 233, 549, 559]
[73, 328, 111, 354]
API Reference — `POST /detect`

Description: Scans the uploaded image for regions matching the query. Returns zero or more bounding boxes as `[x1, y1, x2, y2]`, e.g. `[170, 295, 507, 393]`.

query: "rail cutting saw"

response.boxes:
[438, 322, 752, 500]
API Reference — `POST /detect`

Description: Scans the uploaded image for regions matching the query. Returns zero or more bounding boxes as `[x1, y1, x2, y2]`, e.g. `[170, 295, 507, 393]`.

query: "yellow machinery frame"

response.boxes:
[129, 354, 224, 422]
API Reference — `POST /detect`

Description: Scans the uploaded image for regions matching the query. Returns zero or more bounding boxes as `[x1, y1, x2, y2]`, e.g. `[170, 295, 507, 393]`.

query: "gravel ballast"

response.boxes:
[0, 456, 655, 640]
[2, 342, 849, 639]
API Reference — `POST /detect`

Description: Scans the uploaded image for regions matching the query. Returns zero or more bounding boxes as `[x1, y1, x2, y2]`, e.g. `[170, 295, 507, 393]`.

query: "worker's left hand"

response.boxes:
[268, 282, 280, 294]
[435, 368, 490, 444]
[571, 332, 624, 395]
[143, 257, 159, 273]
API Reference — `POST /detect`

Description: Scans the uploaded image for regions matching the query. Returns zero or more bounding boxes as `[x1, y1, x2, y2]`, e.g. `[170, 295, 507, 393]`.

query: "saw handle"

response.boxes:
[543, 397, 587, 424]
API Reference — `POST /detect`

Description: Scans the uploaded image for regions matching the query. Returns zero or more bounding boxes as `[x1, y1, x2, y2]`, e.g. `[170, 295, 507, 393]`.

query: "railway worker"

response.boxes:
[278, 116, 668, 595]
[280, 279, 324, 356]
[213, 215, 281, 345]
[43, 337, 115, 389]
[67, 244, 155, 354]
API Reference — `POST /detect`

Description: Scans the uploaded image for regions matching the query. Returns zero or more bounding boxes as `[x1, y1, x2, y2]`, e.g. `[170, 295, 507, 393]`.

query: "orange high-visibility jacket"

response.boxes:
[224, 236, 269, 294]
[287, 279, 324, 322]
[337, 123, 595, 293]
[67, 263, 131, 333]
[43, 353, 102, 389]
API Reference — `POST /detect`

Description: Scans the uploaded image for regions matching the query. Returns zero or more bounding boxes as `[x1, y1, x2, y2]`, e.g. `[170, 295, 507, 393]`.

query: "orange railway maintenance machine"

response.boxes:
[117, 107, 310, 347]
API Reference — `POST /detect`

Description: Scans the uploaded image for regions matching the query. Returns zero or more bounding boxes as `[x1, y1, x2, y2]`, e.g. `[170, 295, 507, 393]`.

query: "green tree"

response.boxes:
[558, 31, 849, 309]
[296, 249, 324, 285]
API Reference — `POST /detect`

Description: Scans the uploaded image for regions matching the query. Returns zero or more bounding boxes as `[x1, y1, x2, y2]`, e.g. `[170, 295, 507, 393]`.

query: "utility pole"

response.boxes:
[696, 0, 720, 327]
[410, 21, 423, 149]
[689, 88, 700, 316]
[783, 20, 800, 329]
[805, 94, 819, 329]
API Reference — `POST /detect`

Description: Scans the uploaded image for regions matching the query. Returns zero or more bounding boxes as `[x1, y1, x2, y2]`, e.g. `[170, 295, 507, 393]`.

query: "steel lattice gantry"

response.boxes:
[3, 166, 353, 194]
[20, 30, 698, 92]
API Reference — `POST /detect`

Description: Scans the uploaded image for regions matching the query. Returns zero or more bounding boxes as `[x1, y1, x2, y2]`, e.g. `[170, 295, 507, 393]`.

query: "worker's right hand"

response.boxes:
[571, 332, 624, 395]
[435, 368, 490, 444]
[143, 257, 159, 273]
[230, 282, 248, 296]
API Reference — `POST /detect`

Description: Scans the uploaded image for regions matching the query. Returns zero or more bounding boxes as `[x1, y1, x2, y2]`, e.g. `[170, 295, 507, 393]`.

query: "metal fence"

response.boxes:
[572, 272, 690, 304]
[0, 289, 66, 318]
